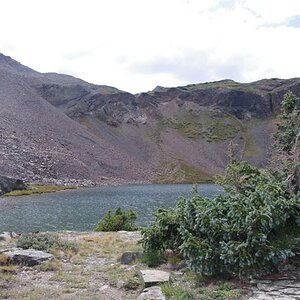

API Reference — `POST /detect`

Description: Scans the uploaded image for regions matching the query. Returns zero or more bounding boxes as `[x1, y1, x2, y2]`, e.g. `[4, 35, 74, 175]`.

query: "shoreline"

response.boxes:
[1, 179, 215, 199]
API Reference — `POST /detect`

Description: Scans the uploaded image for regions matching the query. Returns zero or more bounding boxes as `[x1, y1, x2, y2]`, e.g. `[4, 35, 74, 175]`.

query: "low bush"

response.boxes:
[140, 205, 184, 253]
[94, 207, 138, 232]
[141, 161, 300, 277]
[16, 233, 79, 253]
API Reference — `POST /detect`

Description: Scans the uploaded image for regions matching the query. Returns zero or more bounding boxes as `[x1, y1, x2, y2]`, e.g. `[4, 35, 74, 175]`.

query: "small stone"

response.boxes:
[116, 280, 126, 289]
[121, 251, 144, 264]
[137, 286, 165, 300]
[257, 282, 279, 292]
[139, 269, 170, 287]
[10, 232, 18, 239]
[99, 284, 109, 291]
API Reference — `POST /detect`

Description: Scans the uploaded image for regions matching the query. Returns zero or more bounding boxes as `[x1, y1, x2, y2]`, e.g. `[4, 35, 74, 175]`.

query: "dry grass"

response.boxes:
[0, 231, 248, 300]
[36, 260, 63, 272]
[0, 253, 10, 265]
[5, 184, 76, 196]
[76, 233, 142, 260]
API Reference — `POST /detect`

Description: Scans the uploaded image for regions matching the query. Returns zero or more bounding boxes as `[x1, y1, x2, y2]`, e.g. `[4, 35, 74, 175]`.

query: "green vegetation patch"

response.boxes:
[165, 109, 240, 142]
[198, 282, 241, 300]
[154, 159, 212, 184]
[226, 115, 262, 158]
[17, 232, 79, 254]
[206, 119, 238, 142]
[160, 283, 195, 300]
[94, 207, 139, 232]
[5, 184, 76, 196]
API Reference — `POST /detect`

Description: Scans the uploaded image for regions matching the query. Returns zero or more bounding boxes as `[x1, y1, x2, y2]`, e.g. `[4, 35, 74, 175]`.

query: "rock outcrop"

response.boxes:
[139, 269, 170, 287]
[248, 279, 300, 300]
[137, 286, 166, 300]
[120, 251, 144, 265]
[0, 175, 26, 196]
[1, 248, 54, 266]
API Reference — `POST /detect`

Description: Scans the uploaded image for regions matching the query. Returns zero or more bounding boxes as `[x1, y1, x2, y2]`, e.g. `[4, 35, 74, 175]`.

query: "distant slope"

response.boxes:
[1, 53, 300, 185]
[0, 54, 153, 185]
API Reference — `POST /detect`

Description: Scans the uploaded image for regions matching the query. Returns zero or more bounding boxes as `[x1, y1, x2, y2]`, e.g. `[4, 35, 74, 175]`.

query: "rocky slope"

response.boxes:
[1, 53, 300, 185]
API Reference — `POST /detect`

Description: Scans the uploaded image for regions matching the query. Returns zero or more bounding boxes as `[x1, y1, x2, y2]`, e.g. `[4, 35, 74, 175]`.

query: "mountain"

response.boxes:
[1, 53, 299, 185]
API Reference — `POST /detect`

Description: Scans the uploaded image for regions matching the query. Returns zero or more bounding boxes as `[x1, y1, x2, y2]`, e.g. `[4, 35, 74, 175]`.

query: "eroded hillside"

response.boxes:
[1, 53, 299, 185]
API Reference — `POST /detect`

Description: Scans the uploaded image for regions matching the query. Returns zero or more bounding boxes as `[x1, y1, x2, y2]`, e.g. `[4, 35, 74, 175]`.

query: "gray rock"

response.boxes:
[137, 286, 165, 300]
[0, 232, 12, 242]
[0, 175, 26, 196]
[120, 251, 144, 264]
[139, 269, 170, 287]
[10, 232, 18, 239]
[4, 248, 54, 266]
[249, 280, 300, 300]
[99, 284, 109, 291]
[116, 280, 126, 289]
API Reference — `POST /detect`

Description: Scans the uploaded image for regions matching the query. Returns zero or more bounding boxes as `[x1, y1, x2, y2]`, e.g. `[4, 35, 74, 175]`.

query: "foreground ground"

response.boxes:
[0, 231, 300, 299]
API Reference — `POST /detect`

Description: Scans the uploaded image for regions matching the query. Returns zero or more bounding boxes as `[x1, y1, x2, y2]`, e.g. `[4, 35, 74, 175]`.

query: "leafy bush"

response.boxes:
[94, 207, 138, 232]
[140, 200, 186, 253]
[141, 161, 300, 277]
[17, 233, 79, 253]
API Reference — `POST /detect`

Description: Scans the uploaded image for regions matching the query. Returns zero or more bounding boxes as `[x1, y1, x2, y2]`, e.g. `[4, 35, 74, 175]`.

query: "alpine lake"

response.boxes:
[0, 184, 222, 233]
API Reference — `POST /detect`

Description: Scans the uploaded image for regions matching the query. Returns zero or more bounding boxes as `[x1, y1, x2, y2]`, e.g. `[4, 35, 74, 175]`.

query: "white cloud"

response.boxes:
[0, 0, 300, 93]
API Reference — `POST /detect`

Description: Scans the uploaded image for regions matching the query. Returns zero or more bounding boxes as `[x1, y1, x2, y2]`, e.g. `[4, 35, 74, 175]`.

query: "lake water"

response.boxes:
[0, 184, 222, 233]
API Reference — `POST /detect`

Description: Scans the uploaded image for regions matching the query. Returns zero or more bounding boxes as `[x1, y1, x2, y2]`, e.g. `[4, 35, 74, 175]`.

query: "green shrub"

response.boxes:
[17, 233, 79, 253]
[141, 161, 300, 277]
[140, 200, 186, 253]
[94, 207, 138, 232]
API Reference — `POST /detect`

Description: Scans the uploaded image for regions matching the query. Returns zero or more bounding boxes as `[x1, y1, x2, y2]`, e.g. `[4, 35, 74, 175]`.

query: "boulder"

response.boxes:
[3, 248, 54, 266]
[139, 269, 170, 287]
[120, 251, 144, 264]
[0, 175, 26, 196]
[137, 286, 165, 300]
[0, 232, 12, 242]
[0, 232, 18, 242]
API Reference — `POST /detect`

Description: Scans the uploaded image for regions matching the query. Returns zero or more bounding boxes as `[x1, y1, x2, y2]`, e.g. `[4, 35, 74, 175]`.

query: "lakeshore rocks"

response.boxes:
[248, 280, 300, 300]
[0, 232, 18, 242]
[0, 175, 26, 196]
[120, 251, 144, 264]
[2, 248, 54, 266]
[137, 286, 165, 300]
[139, 269, 170, 287]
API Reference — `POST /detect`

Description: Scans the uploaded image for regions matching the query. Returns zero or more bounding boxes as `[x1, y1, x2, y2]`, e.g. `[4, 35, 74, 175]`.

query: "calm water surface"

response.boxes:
[0, 184, 222, 233]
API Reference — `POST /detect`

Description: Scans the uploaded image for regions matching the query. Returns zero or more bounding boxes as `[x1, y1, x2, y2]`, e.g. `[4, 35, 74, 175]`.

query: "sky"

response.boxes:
[1, 0, 300, 93]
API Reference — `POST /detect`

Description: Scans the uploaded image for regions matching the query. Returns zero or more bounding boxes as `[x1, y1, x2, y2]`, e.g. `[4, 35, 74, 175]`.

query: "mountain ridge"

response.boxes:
[0, 53, 299, 185]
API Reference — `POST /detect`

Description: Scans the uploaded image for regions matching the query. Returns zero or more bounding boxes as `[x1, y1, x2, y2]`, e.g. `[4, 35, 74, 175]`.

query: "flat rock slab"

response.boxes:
[4, 248, 54, 266]
[248, 280, 300, 300]
[137, 286, 165, 300]
[139, 269, 170, 287]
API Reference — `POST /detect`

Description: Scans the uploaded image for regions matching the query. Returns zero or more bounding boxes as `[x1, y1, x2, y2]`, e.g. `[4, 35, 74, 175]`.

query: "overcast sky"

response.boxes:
[1, 0, 300, 93]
